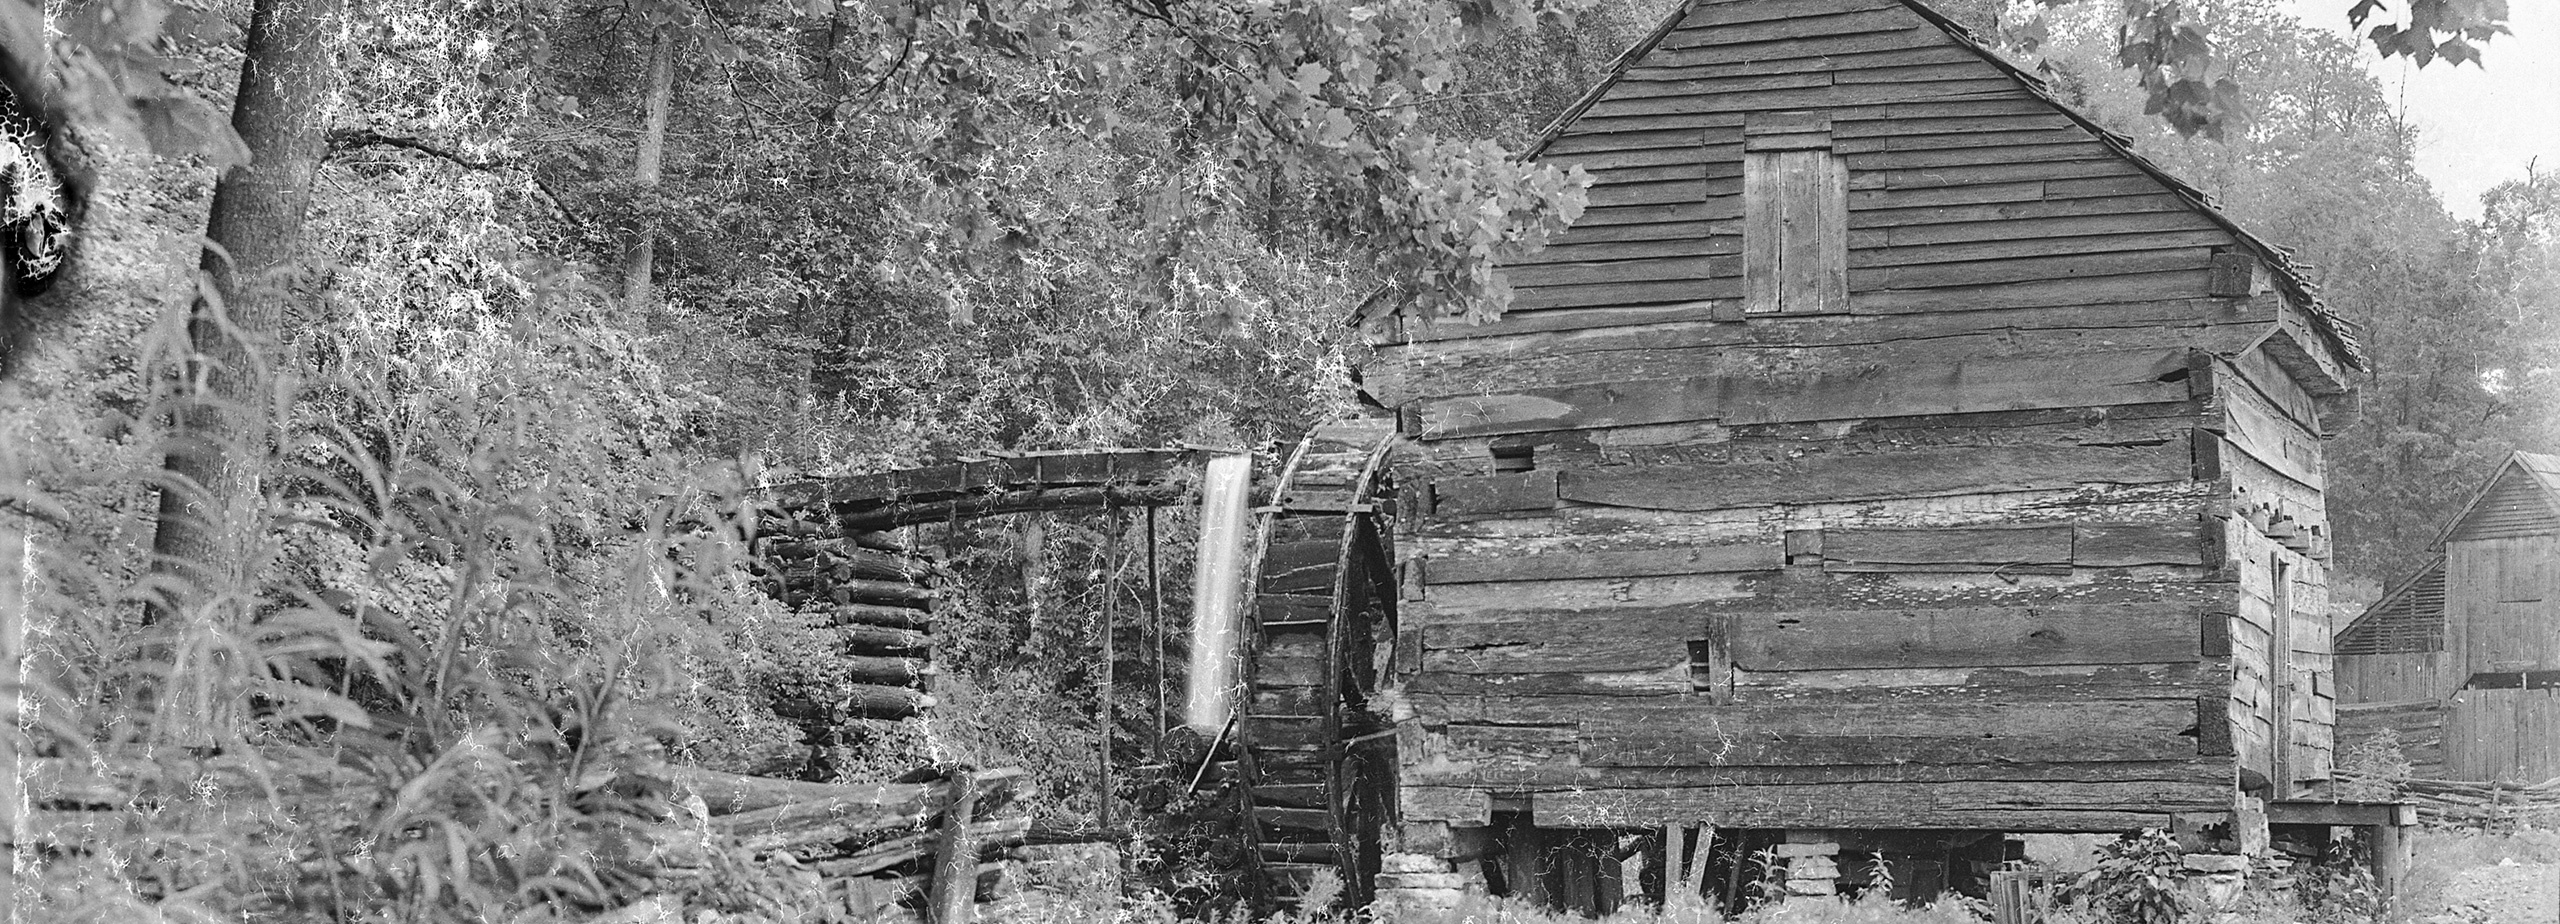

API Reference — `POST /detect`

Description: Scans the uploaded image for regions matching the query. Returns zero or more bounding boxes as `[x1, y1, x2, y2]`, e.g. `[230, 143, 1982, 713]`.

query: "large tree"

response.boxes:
[141, 0, 346, 742]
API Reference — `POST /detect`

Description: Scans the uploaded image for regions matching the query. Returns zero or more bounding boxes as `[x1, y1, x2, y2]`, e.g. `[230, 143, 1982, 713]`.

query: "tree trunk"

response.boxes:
[622, 27, 674, 313]
[142, 0, 346, 739]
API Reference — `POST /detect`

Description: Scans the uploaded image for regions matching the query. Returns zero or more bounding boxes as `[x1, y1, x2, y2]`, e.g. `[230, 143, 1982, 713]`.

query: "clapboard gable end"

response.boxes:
[1368, 0, 2360, 405]
[2438, 452, 2560, 545]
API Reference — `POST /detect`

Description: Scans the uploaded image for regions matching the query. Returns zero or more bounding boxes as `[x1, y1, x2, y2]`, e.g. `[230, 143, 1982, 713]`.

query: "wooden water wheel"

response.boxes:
[1234, 414, 1400, 906]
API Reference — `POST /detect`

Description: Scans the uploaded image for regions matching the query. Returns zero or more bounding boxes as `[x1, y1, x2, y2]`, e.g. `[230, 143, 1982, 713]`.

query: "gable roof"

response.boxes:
[2336, 553, 2446, 655]
[2339, 451, 2559, 650]
[1513, 0, 2364, 370]
[2433, 450, 2560, 546]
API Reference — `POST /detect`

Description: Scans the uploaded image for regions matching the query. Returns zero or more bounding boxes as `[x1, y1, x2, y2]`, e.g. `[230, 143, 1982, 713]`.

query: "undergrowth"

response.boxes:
[7, 263, 810, 921]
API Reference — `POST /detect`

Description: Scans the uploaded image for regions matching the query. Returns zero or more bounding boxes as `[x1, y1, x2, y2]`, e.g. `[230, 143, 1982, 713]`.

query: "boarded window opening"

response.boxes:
[1743, 112, 1846, 315]
[1686, 637, 1731, 703]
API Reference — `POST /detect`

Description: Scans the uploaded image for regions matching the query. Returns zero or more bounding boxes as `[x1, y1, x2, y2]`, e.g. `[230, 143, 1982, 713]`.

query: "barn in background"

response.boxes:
[2336, 451, 2560, 784]
[1349, 0, 2375, 911]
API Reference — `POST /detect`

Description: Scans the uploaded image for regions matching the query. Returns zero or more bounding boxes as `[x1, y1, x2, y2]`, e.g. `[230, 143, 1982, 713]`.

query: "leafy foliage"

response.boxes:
[2346, 0, 2510, 67]
[2057, 829, 2202, 924]
[2014, 0, 2513, 137]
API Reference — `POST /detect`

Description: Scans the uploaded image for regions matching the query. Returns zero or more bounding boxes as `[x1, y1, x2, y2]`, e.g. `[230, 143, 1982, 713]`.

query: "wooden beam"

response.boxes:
[1532, 779, 2225, 830]
[1557, 439, 2192, 511]
[1725, 603, 2205, 670]
[1427, 542, 1786, 584]
[1410, 348, 2192, 439]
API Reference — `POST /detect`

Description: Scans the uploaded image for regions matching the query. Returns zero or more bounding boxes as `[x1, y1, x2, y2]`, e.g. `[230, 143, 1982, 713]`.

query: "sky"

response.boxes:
[2277, 0, 2560, 221]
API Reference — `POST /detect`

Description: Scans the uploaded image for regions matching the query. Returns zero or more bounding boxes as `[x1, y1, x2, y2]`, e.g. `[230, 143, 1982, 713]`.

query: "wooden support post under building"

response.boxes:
[1688, 826, 1716, 904]
[1662, 824, 1715, 909]
[1662, 823, 1685, 908]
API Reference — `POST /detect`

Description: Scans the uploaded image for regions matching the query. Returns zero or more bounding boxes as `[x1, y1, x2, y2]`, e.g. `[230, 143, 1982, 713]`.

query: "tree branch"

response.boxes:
[325, 128, 591, 235]
[325, 128, 508, 170]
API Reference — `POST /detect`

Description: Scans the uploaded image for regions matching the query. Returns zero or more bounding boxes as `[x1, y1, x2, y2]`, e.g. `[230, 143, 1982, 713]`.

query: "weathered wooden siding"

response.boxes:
[2336, 651, 2454, 705]
[2445, 469, 2560, 543]
[2338, 454, 2557, 785]
[2212, 346, 2338, 794]
[2446, 687, 2560, 783]
[1368, 0, 2356, 839]
[1368, 0, 2255, 345]
[2449, 535, 2560, 676]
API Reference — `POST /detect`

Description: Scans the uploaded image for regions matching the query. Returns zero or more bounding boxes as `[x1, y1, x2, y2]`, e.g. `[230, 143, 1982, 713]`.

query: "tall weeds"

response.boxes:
[6, 258, 806, 920]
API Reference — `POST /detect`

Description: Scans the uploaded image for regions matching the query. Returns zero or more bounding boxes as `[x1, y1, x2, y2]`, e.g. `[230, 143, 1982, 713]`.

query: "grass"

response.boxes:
[2390, 826, 2560, 923]
[968, 824, 2560, 924]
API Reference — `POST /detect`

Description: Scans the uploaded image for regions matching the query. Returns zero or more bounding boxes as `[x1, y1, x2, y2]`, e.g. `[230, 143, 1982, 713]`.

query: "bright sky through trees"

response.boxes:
[2280, 0, 2560, 219]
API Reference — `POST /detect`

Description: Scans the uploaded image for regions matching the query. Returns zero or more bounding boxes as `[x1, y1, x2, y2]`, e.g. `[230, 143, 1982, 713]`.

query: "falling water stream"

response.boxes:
[1184, 451, 1254, 734]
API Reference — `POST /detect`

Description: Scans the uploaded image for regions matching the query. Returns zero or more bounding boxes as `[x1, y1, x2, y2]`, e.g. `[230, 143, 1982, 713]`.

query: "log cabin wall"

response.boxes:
[1359, 0, 2364, 845]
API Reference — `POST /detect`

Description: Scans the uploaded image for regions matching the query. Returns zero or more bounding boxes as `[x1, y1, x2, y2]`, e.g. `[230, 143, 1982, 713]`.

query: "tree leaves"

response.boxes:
[39, 0, 252, 168]
[2350, 0, 2511, 68]
[2018, 0, 2512, 137]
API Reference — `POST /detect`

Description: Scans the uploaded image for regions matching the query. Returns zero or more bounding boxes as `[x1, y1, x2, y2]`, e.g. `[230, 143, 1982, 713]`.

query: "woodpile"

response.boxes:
[651, 764, 1037, 922]
[2338, 772, 2560, 828]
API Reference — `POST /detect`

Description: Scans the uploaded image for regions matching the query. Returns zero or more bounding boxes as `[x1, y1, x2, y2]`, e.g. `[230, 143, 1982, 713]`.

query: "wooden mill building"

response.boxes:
[2335, 451, 2560, 784]
[1351, 0, 2368, 909]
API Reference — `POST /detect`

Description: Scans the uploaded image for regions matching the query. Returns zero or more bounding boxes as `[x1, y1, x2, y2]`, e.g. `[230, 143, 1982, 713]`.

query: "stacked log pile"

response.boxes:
[750, 509, 940, 723]
[2338, 772, 2560, 829]
[655, 765, 1035, 922]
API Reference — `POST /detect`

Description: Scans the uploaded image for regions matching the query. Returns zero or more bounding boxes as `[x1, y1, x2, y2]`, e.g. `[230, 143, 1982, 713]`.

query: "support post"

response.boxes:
[1662, 823, 1686, 908]
[1096, 505, 1117, 835]
[1688, 826, 1717, 904]
[2370, 820, 2406, 901]
[930, 766, 981, 924]
[1147, 507, 1164, 745]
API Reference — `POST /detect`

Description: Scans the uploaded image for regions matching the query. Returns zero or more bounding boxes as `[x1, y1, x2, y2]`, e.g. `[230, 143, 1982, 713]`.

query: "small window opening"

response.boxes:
[1686, 637, 1731, 702]
[1492, 445, 1536, 473]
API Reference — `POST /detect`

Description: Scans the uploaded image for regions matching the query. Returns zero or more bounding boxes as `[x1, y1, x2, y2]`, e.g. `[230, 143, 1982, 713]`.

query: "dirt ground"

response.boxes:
[2412, 853, 2559, 923]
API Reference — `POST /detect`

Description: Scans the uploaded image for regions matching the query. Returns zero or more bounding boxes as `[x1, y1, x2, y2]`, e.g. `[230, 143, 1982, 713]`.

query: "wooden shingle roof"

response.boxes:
[1498, 0, 2364, 369]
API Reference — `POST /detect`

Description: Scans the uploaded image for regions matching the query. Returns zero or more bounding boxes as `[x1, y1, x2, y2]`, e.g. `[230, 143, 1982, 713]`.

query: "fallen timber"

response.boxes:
[2336, 771, 2560, 828]
[22, 751, 1042, 923]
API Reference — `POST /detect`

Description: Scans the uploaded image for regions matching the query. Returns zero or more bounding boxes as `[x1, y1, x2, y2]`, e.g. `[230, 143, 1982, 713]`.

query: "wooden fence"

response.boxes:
[2446, 687, 2560, 784]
